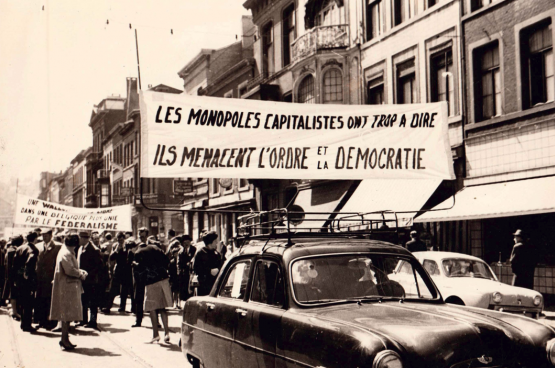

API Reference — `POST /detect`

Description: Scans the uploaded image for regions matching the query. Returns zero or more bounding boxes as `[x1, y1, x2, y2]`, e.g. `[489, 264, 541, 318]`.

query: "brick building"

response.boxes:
[418, 0, 555, 296]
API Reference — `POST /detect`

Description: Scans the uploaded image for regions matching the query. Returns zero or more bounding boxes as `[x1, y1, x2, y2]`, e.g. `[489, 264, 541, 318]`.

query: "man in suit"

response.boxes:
[78, 231, 103, 330]
[131, 227, 149, 327]
[405, 230, 427, 253]
[34, 228, 61, 330]
[510, 229, 538, 289]
[193, 231, 224, 296]
[178, 235, 196, 302]
[12, 231, 40, 332]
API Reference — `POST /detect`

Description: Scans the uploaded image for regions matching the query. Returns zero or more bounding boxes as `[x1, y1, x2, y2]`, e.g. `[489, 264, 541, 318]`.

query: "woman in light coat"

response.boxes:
[50, 234, 87, 350]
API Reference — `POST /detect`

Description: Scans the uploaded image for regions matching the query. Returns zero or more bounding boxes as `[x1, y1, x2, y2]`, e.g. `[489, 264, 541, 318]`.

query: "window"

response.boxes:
[211, 178, 220, 196]
[251, 260, 285, 307]
[315, 0, 343, 26]
[367, 76, 385, 104]
[422, 260, 440, 276]
[219, 260, 251, 299]
[323, 69, 343, 103]
[431, 49, 455, 116]
[471, 0, 492, 12]
[239, 179, 250, 190]
[298, 75, 315, 103]
[397, 59, 416, 104]
[100, 184, 110, 207]
[262, 22, 274, 75]
[474, 42, 501, 121]
[521, 21, 553, 108]
[366, 0, 382, 41]
[283, 4, 295, 66]
[427, 0, 438, 7]
[394, 0, 415, 26]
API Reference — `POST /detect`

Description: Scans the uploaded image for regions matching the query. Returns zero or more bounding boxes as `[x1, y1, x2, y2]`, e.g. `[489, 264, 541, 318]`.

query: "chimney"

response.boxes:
[242, 15, 255, 49]
[126, 77, 139, 118]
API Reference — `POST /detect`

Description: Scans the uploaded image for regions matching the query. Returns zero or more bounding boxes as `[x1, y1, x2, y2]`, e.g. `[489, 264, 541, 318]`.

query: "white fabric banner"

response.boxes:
[140, 91, 455, 180]
[14, 194, 133, 231]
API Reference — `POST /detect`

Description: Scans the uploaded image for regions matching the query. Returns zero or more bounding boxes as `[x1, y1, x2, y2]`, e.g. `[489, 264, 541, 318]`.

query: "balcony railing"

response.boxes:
[291, 24, 349, 63]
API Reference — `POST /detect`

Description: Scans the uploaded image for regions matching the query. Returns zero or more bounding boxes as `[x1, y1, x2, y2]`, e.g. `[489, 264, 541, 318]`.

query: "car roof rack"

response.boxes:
[235, 208, 402, 247]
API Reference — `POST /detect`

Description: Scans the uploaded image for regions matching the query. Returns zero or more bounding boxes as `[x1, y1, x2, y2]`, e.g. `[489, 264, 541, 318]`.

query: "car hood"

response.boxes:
[300, 301, 554, 367]
[435, 277, 542, 307]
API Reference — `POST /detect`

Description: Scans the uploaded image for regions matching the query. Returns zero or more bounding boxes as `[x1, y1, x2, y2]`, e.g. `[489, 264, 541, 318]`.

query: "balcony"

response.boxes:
[291, 25, 349, 64]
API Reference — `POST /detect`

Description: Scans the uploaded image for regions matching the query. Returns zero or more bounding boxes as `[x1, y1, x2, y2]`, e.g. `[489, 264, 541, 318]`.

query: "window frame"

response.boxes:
[217, 259, 253, 301]
[322, 67, 344, 104]
[297, 74, 316, 103]
[396, 58, 417, 104]
[262, 21, 274, 75]
[367, 74, 385, 105]
[468, 33, 504, 125]
[473, 41, 502, 122]
[430, 47, 455, 116]
[282, 3, 296, 67]
[366, 0, 383, 42]
[249, 258, 286, 309]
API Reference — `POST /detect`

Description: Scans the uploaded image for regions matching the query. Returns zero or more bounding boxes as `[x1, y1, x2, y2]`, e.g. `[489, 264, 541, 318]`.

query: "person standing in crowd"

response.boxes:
[510, 229, 538, 289]
[3, 236, 23, 320]
[130, 227, 149, 328]
[99, 237, 113, 314]
[405, 230, 427, 253]
[136, 240, 173, 344]
[0, 239, 6, 306]
[77, 231, 103, 330]
[121, 238, 137, 313]
[178, 235, 196, 304]
[193, 231, 225, 296]
[168, 247, 180, 309]
[106, 232, 127, 312]
[34, 228, 61, 330]
[12, 231, 40, 332]
[50, 234, 88, 351]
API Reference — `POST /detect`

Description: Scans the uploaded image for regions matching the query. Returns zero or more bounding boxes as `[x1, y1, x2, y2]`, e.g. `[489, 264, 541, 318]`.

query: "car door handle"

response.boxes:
[235, 308, 247, 317]
[206, 303, 215, 311]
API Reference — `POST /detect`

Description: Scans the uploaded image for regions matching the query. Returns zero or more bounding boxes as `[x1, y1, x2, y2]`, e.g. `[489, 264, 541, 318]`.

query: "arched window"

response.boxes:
[323, 69, 343, 103]
[298, 75, 315, 104]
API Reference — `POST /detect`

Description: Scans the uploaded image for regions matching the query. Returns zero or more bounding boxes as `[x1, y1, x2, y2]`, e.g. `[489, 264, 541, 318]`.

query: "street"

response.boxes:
[2, 299, 555, 368]
[0, 299, 190, 368]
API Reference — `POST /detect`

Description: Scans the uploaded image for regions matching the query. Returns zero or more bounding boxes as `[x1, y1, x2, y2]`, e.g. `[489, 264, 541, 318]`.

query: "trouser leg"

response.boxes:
[20, 291, 34, 329]
[134, 283, 145, 324]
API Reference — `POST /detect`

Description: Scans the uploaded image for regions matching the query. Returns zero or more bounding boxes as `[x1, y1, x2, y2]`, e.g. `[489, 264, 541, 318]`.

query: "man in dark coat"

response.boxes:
[178, 235, 196, 302]
[193, 231, 224, 296]
[3, 236, 23, 319]
[34, 228, 61, 330]
[130, 227, 149, 327]
[12, 231, 40, 332]
[107, 232, 131, 312]
[0, 239, 6, 306]
[510, 229, 538, 289]
[78, 231, 103, 329]
[405, 230, 427, 253]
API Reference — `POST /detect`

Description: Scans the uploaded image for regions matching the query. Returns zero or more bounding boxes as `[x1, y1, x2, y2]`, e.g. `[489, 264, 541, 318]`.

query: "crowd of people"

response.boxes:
[0, 226, 229, 350]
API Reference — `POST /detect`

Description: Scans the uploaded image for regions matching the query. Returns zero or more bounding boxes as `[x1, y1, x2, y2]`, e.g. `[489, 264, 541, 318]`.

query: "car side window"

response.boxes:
[398, 260, 412, 274]
[250, 260, 285, 307]
[423, 260, 440, 276]
[219, 260, 252, 299]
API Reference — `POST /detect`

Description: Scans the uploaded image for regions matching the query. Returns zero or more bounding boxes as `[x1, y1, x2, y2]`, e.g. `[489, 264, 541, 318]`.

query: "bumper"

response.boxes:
[491, 304, 542, 318]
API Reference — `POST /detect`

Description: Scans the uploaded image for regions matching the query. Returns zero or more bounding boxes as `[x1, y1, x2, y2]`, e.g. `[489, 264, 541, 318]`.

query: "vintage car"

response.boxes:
[406, 251, 543, 318]
[181, 236, 555, 368]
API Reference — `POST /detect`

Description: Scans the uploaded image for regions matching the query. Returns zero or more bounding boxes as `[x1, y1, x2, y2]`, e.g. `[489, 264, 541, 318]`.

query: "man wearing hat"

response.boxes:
[34, 228, 61, 329]
[405, 230, 427, 253]
[193, 231, 224, 296]
[510, 229, 538, 289]
[77, 231, 103, 329]
[12, 231, 40, 332]
[130, 227, 149, 327]
[178, 234, 196, 303]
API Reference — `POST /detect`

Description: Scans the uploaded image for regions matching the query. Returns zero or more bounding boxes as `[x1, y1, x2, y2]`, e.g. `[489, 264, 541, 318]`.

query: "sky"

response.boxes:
[0, 0, 250, 183]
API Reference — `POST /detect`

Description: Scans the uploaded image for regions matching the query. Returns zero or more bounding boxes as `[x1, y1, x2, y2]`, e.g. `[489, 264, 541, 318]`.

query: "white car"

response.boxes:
[394, 251, 543, 318]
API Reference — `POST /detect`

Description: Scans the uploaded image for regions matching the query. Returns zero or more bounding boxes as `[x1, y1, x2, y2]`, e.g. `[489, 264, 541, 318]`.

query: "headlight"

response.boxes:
[492, 292, 503, 303]
[546, 338, 555, 365]
[373, 350, 403, 368]
[534, 295, 542, 306]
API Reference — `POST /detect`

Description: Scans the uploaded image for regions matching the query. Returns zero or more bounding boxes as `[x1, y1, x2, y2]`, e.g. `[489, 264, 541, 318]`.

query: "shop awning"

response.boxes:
[415, 176, 555, 223]
[338, 179, 443, 227]
[288, 181, 352, 229]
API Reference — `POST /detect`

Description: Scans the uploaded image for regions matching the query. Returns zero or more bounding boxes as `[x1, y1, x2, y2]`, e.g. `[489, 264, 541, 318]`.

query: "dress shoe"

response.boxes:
[164, 334, 170, 344]
[86, 322, 99, 330]
[117, 308, 125, 312]
[21, 326, 37, 333]
[59, 341, 76, 351]
[52, 327, 62, 333]
[131, 323, 142, 328]
[101, 308, 111, 315]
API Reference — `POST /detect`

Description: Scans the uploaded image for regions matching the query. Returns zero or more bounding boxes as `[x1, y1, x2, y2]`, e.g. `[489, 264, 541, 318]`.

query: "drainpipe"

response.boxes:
[459, 0, 467, 182]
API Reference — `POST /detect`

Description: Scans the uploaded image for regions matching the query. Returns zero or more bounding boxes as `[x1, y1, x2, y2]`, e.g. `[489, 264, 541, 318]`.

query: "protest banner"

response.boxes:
[140, 91, 455, 180]
[3, 227, 36, 238]
[14, 194, 133, 231]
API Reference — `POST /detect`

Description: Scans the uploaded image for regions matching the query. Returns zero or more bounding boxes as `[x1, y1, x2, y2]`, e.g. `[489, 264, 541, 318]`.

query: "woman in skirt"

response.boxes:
[135, 240, 172, 344]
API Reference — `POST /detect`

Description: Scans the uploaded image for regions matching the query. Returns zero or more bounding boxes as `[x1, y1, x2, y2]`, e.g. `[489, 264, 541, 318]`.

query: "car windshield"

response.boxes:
[291, 254, 437, 304]
[441, 258, 496, 280]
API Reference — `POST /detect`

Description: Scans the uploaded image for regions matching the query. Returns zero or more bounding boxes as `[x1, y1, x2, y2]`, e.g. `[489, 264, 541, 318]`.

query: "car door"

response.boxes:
[204, 258, 252, 368]
[236, 258, 286, 368]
